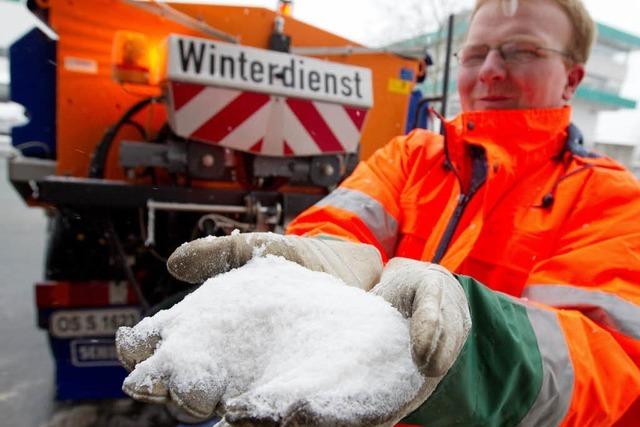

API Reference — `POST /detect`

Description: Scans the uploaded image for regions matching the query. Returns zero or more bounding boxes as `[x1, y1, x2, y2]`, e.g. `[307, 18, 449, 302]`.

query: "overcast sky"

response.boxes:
[158, 1, 640, 44]
[195, 0, 640, 101]
[255, 0, 640, 46]
[2, 0, 639, 98]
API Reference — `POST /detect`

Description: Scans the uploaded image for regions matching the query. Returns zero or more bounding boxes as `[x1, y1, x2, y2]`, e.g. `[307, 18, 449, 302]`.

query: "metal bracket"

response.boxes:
[144, 198, 282, 246]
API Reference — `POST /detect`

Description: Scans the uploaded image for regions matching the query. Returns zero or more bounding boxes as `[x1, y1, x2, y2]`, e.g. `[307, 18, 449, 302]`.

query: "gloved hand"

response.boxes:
[222, 258, 471, 427]
[372, 257, 471, 377]
[204, 257, 473, 425]
[116, 255, 426, 426]
[167, 232, 383, 290]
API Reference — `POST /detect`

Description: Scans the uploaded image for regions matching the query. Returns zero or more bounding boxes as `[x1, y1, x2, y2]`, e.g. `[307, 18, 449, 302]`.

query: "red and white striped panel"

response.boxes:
[167, 82, 368, 157]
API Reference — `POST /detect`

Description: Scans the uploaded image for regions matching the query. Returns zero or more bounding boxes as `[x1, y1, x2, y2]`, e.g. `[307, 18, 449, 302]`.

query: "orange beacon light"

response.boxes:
[112, 31, 153, 85]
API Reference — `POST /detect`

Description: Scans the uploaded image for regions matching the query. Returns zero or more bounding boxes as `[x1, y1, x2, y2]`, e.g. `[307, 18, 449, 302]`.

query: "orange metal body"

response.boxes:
[49, 0, 417, 179]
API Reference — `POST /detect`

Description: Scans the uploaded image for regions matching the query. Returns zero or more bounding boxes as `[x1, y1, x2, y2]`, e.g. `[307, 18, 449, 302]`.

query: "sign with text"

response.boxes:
[165, 35, 373, 108]
[71, 339, 120, 367]
[50, 307, 140, 338]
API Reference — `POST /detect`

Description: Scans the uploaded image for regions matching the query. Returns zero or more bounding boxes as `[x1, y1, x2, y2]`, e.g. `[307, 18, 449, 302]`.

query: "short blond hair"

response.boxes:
[470, 0, 596, 64]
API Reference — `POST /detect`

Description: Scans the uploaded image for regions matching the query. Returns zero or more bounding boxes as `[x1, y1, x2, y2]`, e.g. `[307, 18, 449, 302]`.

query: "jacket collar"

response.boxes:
[443, 106, 572, 179]
[434, 107, 571, 271]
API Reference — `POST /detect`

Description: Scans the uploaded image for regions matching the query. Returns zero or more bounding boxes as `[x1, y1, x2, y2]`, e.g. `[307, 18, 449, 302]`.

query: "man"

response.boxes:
[120, 0, 640, 425]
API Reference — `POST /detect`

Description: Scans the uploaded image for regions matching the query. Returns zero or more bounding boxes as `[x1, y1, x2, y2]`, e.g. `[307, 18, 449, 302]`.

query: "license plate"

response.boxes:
[50, 307, 141, 338]
[70, 339, 121, 367]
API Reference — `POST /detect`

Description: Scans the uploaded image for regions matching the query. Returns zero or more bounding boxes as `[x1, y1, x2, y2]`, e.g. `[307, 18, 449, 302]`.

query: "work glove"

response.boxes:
[167, 232, 383, 290]
[369, 257, 472, 415]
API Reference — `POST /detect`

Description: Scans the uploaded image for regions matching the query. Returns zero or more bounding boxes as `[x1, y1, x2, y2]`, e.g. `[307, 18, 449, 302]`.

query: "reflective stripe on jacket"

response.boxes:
[287, 106, 640, 426]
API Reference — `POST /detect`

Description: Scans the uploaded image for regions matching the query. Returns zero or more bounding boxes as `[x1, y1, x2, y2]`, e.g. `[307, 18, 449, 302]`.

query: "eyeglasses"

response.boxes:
[454, 41, 572, 67]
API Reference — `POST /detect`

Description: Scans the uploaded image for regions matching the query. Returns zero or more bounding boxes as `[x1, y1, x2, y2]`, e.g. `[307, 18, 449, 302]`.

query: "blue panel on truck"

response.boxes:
[49, 335, 129, 400]
[9, 27, 57, 159]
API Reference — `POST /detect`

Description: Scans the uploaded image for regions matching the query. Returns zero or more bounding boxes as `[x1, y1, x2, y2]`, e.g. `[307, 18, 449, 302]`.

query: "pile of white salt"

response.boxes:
[121, 255, 424, 422]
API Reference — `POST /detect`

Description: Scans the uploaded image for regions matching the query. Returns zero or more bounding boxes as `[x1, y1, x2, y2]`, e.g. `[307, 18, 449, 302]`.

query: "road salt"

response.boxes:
[122, 255, 424, 423]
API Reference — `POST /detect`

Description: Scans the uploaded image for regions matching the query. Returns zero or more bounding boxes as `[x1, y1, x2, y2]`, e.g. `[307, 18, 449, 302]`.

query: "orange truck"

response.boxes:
[8, 0, 423, 402]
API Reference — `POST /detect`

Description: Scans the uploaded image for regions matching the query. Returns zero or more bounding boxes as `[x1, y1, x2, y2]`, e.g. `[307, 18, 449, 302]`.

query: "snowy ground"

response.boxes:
[0, 154, 52, 426]
[0, 101, 26, 135]
[0, 134, 11, 153]
[0, 101, 26, 156]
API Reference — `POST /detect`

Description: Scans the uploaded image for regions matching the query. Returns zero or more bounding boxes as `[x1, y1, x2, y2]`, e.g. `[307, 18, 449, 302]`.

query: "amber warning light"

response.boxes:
[278, 0, 292, 16]
[112, 31, 156, 85]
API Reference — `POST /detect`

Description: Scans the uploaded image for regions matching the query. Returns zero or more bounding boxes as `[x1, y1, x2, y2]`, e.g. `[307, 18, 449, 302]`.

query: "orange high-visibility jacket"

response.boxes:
[288, 107, 640, 426]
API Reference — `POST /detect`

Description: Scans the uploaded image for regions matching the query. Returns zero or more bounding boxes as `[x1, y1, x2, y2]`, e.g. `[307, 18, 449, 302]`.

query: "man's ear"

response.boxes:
[562, 63, 585, 101]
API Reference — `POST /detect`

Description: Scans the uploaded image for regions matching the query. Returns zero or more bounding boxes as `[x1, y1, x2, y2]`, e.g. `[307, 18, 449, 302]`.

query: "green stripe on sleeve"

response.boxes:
[401, 274, 543, 426]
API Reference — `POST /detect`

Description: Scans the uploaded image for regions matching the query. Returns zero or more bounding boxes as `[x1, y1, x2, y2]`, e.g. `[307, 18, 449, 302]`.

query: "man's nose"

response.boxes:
[477, 50, 507, 83]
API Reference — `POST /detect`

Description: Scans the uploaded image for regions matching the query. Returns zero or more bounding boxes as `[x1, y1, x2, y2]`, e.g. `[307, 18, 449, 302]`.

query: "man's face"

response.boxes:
[457, 0, 585, 112]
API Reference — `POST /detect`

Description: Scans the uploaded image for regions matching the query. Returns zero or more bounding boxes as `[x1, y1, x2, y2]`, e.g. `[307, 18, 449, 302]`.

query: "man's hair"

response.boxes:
[470, 0, 596, 64]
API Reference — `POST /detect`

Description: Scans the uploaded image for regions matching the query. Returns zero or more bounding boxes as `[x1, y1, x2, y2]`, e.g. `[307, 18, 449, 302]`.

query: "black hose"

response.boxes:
[123, 119, 148, 141]
[106, 218, 151, 313]
[88, 96, 164, 178]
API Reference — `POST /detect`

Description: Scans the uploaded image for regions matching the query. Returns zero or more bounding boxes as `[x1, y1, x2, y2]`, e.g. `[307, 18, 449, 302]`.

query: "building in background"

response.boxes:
[0, 0, 47, 146]
[1, 47, 14, 144]
[594, 110, 640, 175]
[390, 11, 640, 175]
[0, 47, 28, 145]
[0, 47, 8, 101]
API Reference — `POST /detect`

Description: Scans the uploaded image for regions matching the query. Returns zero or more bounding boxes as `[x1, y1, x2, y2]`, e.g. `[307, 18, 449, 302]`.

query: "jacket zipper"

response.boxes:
[431, 147, 487, 264]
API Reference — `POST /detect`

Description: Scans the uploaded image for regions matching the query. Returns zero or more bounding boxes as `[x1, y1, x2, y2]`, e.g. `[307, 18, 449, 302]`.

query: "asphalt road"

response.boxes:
[0, 148, 55, 426]
[0, 146, 183, 427]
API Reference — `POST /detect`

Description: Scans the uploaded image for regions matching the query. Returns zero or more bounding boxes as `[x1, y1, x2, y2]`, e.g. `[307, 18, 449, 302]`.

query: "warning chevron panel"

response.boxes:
[168, 81, 369, 157]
